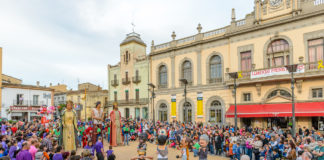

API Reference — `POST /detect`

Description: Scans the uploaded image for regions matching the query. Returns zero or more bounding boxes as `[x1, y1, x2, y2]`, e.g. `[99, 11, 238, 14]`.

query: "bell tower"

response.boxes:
[254, 0, 300, 23]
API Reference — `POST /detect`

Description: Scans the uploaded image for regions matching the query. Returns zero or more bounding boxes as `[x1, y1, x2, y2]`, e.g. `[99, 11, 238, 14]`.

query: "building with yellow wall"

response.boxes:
[149, 0, 324, 131]
[65, 83, 108, 121]
[0, 48, 2, 112]
[107, 32, 150, 120]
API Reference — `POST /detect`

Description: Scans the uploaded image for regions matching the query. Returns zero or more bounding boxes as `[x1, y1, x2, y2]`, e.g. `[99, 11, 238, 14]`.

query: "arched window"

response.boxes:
[159, 103, 168, 122]
[182, 61, 192, 83]
[209, 55, 222, 83]
[267, 89, 292, 99]
[209, 100, 222, 123]
[267, 39, 290, 67]
[183, 102, 193, 122]
[159, 65, 168, 88]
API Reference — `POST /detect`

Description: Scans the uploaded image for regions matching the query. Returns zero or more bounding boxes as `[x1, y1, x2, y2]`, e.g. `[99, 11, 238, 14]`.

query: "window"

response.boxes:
[210, 55, 222, 83]
[159, 103, 168, 122]
[136, 70, 139, 78]
[125, 90, 129, 101]
[125, 72, 128, 80]
[114, 74, 117, 81]
[182, 61, 192, 83]
[125, 51, 130, 63]
[267, 39, 290, 67]
[114, 91, 117, 102]
[209, 100, 222, 123]
[17, 94, 23, 105]
[241, 51, 252, 71]
[312, 88, 323, 98]
[267, 89, 291, 99]
[136, 89, 139, 102]
[308, 39, 323, 69]
[159, 65, 168, 87]
[243, 93, 251, 102]
[142, 107, 148, 120]
[33, 95, 39, 105]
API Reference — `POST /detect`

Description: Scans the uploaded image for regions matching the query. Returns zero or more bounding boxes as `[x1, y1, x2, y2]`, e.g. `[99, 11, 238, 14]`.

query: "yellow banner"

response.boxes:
[171, 95, 176, 117]
[197, 92, 203, 117]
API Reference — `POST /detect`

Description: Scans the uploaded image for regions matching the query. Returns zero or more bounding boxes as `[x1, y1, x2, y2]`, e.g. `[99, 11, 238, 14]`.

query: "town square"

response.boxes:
[0, 0, 324, 160]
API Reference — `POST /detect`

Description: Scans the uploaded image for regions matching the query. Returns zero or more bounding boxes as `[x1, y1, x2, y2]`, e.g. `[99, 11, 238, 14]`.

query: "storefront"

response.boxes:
[226, 102, 324, 130]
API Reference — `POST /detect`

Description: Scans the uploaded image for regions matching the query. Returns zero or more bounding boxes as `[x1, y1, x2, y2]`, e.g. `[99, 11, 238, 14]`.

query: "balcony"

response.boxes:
[158, 84, 168, 89]
[132, 76, 141, 84]
[12, 100, 46, 106]
[111, 80, 119, 87]
[122, 78, 131, 85]
[225, 62, 324, 85]
[208, 78, 223, 84]
[108, 98, 149, 106]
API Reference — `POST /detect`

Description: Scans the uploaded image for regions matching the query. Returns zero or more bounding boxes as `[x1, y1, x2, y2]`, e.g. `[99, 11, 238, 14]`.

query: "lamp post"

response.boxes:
[179, 79, 188, 123]
[228, 72, 238, 132]
[285, 64, 298, 137]
[148, 83, 156, 124]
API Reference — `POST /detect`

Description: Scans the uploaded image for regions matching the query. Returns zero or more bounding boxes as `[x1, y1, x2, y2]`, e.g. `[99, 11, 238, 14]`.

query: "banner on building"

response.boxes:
[171, 95, 176, 118]
[197, 92, 203, 117]
[251, 65, 305, 79]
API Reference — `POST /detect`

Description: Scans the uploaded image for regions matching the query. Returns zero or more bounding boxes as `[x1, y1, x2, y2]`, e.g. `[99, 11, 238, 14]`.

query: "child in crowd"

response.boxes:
[193, 140, 200, 157]
[157, 135, 168, 160]
[106, 146, 115, 160]
[84, 141, 94, 156]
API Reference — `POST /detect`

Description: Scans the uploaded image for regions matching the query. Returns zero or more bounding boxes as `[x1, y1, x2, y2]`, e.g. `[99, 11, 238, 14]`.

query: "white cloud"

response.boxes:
[0, 0, 253, 89]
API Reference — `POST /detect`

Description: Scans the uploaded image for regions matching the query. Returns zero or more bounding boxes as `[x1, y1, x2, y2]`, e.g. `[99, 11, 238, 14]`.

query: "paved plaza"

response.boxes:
[77, 140, 229, 160]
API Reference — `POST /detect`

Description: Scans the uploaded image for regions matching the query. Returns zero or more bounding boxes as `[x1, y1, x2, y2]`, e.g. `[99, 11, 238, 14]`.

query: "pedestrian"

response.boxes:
[94, 137, 104, 160]
[16, 142, 33, 160]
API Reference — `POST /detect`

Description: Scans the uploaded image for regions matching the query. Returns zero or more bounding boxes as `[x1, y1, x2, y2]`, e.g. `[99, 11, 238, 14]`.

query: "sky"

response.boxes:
[0, 0, 253, 90]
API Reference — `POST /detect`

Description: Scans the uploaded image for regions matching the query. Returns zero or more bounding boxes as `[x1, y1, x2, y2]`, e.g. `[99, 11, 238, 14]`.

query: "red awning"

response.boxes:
[226, 102, 324, 118]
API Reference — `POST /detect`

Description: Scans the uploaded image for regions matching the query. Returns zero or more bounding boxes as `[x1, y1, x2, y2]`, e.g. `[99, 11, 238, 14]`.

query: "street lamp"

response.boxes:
[148, 83, 156, 124]
[285, 64, 298, 137]
[228, 72, 238, 132]
[179, 79, 188, 123]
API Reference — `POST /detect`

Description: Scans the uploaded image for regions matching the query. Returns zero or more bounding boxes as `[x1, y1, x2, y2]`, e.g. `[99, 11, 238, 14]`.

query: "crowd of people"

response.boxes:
[0, 113, 323, 160]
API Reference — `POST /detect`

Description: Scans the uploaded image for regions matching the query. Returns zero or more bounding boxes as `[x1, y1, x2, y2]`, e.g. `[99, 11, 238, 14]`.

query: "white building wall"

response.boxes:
[1, 87, 52, 120]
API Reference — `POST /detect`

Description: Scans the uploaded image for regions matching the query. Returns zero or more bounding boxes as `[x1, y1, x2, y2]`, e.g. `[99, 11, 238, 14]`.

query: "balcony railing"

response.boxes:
[132, 76, 141, 84]
[209, 78, 223, 84]
[158, 84, 168, 89]
[108, 98, 149, 106]
[111, 80, 119, 87]
[10, 106, 41, 111]
[122, 78, 131, 85]
[12, 100, 46, 106]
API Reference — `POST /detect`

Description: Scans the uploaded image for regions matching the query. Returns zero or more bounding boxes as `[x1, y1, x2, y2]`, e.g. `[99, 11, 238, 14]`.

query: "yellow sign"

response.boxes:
[171, 95, 176, 117]
[197, 92, 203, 117]
[318, 60, 324, 69]
[238, 71, 243, 79]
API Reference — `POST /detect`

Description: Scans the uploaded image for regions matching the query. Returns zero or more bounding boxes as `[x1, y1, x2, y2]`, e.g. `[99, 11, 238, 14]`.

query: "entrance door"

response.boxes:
[242, 118, 252, 127]
[159, 104, 168, 122]
[135, 108, 140, 120]
[125, 108, 130, 119]
[183, 102, 192, 122]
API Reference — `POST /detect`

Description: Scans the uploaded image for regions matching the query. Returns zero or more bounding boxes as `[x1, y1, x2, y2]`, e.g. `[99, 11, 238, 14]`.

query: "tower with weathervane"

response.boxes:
[107, 31, 150, 120]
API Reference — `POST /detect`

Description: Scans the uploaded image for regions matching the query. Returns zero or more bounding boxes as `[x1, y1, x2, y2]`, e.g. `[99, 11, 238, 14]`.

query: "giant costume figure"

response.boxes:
[59, 101, 78, 151]
[110, 103, 122, 146]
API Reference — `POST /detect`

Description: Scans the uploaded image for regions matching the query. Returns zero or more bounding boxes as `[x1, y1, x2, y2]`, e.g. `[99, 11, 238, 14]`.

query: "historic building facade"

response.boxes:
[65, 83, 108, 121]
[107, 32, 150, 120]
[149, 0, 324, 130]
[1, 79, 54, 122]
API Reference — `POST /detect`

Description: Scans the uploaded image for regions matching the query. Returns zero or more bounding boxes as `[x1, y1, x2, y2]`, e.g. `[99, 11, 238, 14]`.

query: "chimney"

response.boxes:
[50, 83, 52, 87]
[36, 81, 40, 86]
[231, 8, 236, 22]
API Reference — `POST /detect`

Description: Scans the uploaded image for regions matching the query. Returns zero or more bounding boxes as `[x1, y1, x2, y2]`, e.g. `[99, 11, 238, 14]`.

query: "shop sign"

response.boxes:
[251, 65, 305, 79]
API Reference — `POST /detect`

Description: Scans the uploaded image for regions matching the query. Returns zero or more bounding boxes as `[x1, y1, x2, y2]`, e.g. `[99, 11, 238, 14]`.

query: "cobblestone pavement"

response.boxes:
[78, 140, 229, 160]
